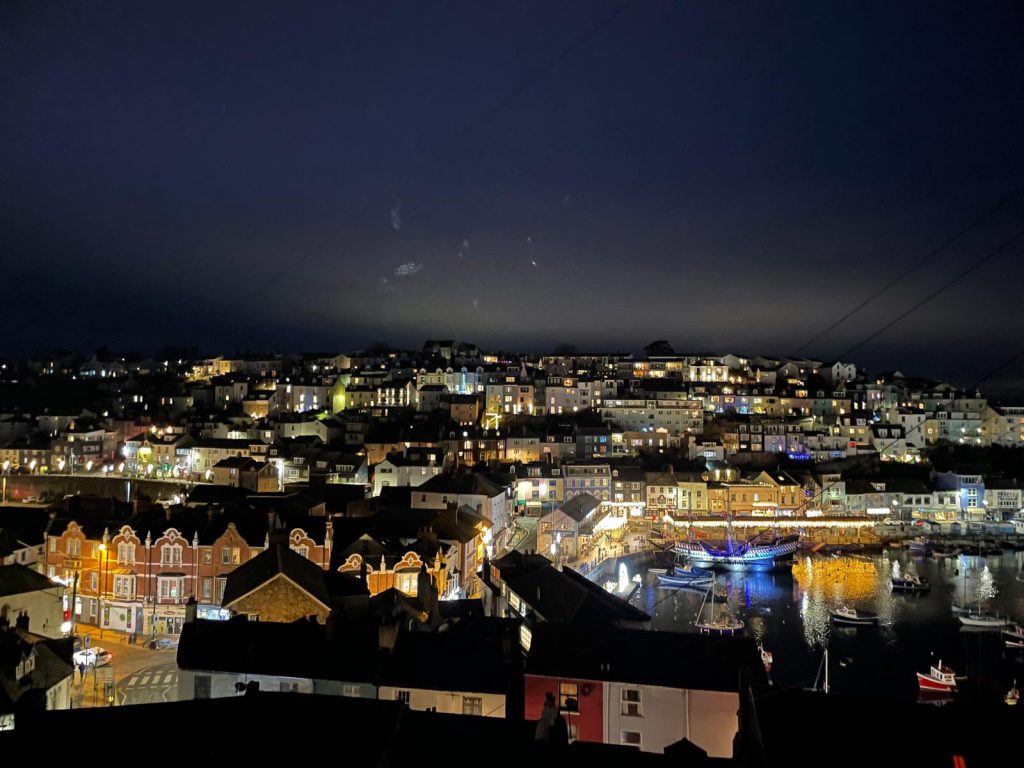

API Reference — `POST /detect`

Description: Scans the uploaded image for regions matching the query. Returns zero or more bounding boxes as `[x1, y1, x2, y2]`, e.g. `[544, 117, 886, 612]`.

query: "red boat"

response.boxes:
[917, 662, 957, 693]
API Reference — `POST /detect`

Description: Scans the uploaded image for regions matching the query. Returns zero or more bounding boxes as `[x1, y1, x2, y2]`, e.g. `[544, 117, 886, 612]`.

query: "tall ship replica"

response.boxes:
[672, 526, 800, 571]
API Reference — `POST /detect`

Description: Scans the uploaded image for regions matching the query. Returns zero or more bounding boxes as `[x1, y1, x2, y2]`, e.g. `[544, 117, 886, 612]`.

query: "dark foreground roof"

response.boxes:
[0, 564, 56, 598]
[525, 623, 766, 693]
[493, 560, 650, 625]
[0, 692, 706, 767]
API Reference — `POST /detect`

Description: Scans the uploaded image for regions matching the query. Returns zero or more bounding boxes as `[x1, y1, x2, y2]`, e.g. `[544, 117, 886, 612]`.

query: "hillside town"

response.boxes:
[1, 341, 1023, 763]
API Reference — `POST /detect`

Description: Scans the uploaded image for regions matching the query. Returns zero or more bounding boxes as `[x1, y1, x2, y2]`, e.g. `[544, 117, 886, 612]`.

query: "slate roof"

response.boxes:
[525, 622, 766, 693]
[379, 618, 521, 695]
[557, 493, 601, 522]
[494, 560, 649, 625]
[0, 565, 56, 598]
[176, 617, 380, 682]
[222, 543, 330, 609]
[417, 473, 508, 498]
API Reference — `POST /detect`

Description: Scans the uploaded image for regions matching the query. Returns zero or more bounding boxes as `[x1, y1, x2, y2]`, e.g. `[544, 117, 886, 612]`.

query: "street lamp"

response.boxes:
[97, 542, 110, 639]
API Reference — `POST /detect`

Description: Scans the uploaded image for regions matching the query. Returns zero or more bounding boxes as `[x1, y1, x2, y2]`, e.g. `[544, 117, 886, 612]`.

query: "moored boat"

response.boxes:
[917, 662, 957, 693]
[1006, 680, 1020, 706]
[908, 536, 931, 555]
[694, 574, 744, 635]
[830, 606, 879, 625]
[958, 613, 1009, 629]
[657, 571, 713, 588]
[673, 533, 800, 571]
[1002, 624, 1024, 642]
[891, 574, 930, 593]
[696, 616, 744, 635]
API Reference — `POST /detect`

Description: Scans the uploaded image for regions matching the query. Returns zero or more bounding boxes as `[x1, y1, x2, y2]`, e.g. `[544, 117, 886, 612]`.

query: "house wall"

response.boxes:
[603, 681, 738, 757]
[378, 685, 505, 717]
[525, 675, 738, 757]
[524, 675, 604, 743]
[0, 586, 63, 638]
[687, 689, 739, 758]
[46, 675, 72, 711]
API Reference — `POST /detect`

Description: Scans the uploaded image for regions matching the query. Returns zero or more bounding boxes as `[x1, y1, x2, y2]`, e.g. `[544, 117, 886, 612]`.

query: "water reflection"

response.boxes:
[634, 550, 1024, 701]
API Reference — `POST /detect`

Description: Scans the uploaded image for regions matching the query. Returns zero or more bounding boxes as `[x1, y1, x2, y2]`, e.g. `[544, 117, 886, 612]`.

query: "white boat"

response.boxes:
[829, 606, 879, 626]
[694, 574, 744, 635]
[959, 613, 1010, 629]
[957, 571, 1006, 628]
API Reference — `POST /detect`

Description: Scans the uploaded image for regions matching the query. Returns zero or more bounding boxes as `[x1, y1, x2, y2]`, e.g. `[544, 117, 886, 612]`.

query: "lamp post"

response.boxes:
[97, 538, 110, 639]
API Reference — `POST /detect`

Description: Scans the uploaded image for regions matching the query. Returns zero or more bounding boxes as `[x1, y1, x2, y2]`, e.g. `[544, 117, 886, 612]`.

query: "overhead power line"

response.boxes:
[793, 185, 1024, 356]
[834, 227, 1024, 360]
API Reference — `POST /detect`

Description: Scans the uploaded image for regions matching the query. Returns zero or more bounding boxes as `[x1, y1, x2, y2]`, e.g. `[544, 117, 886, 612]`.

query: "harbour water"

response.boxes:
[631, 550, 1024, 703]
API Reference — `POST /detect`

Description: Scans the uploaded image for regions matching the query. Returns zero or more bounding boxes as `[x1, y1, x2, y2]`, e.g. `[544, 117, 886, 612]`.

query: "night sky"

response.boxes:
[3, 2, 1023, 390]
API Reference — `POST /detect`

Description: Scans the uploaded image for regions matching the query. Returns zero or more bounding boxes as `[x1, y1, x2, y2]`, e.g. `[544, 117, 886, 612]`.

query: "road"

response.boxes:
[71, 626, 179, 708]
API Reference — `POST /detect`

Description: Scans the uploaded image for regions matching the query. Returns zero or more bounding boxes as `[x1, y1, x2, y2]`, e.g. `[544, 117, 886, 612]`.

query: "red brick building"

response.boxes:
[45, 508, 333, 636]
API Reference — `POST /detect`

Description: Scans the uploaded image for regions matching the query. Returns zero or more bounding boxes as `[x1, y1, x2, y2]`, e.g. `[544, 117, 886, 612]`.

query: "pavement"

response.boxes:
[71, 626, 179, 708]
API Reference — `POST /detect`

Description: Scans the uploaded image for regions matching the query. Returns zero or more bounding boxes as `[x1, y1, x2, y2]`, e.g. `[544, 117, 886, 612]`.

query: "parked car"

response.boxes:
[73, 647, 112, 667]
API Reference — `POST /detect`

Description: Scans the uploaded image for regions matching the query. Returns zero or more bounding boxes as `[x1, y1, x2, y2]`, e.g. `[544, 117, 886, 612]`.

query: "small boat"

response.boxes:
[1002, 624, 1024, 642]
[932, 548, 960, 559]
[695, 574, 744, 635]
[891, 574, 930, 593]
[657, 572, 713, 588]
[908, 537, 931, 555]
[959, 613, 1010, 629]
[1007, 639, 1024, 650]
[917, 662, 958, 693]
[1006, 680, 1020, 706]
[655, 564, 714, 588]
[830, 606, 879, 626]
[697, 616, 744, 635]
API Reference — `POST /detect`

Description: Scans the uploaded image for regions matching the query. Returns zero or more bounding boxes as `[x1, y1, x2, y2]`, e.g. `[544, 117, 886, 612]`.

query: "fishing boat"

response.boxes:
[829, 606, 879, 626]
[917, 662, 958, 693]
[695, 575, 744, 635]
[1006, 681, 1020, 706]
[891, 573, 930, 593]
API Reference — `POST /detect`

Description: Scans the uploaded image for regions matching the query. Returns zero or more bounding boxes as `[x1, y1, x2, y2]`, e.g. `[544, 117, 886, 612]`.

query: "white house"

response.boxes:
[0, 565, 64, 639]
[372, 454, 442, 497]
